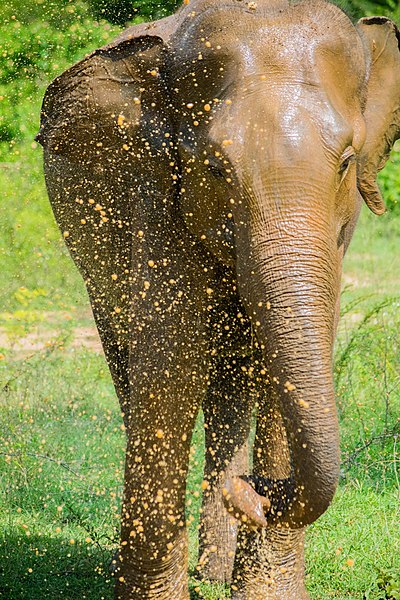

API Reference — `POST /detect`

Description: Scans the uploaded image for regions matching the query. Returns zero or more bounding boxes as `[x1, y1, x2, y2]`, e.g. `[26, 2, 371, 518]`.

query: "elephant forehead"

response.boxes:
[171, 0, 364, 87]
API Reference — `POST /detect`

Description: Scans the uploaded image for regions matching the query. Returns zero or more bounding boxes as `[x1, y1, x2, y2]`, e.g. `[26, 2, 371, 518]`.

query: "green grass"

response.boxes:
[0, 329, 399, 599]
[1, 116, 400, 600]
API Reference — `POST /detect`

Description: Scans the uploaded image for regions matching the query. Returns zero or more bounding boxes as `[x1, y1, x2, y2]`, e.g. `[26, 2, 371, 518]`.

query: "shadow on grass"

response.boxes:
[0, 532, 114, 599]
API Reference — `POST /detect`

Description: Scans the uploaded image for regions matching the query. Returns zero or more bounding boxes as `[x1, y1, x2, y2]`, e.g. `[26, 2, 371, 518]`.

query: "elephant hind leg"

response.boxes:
[197, 305, 255, 584]
[197, 355, 253, 584]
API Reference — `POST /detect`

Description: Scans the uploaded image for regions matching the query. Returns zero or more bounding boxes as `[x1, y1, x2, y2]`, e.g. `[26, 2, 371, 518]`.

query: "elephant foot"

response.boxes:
[114, 534, 190, 600]
[231, 526, 308, 600]
[230, 586, 310, 600]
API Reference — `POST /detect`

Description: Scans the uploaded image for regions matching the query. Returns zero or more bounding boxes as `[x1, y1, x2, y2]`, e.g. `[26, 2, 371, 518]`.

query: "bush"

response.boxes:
[378, 146, 400, 214]
[0, 16, 120, 155]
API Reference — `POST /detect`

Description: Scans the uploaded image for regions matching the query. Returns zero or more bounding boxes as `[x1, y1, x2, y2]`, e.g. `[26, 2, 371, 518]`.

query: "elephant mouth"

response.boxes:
[223, 475, 295, 528]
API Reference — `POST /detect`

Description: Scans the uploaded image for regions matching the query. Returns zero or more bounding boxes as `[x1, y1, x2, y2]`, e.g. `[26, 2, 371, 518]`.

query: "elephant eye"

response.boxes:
[339, 146, 356, 176]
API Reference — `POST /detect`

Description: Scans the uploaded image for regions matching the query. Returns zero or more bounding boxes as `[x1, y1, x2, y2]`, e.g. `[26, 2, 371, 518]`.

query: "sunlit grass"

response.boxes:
[0, 313, 399, 599]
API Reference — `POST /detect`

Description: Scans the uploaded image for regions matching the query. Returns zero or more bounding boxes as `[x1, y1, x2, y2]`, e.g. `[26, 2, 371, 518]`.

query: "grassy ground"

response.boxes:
[1, 145, 399, 599]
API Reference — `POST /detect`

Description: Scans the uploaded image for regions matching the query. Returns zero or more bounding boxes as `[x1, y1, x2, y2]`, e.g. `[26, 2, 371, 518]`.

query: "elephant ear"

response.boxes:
[36, 34, 172, 184]
[356, 17, 400, 215]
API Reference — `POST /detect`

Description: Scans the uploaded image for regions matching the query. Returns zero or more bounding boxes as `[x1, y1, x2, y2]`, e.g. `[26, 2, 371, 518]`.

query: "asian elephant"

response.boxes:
[36, 0, 400, 598]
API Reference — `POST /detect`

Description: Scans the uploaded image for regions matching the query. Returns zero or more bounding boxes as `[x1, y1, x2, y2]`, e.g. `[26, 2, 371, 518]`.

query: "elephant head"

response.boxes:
[36, 0, 400, 596]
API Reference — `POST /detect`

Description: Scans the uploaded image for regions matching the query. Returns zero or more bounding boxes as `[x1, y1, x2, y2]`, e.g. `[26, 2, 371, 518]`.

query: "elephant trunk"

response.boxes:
[230, 199, 341, 528]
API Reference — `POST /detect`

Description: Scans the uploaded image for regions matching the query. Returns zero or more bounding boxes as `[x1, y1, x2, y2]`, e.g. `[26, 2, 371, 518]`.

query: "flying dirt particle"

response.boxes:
[298, 399, 310, 408]
[117, 114, 125, 127]
[138, 230, 144, 237]
[222, 139, 233, 146]
[205, 41, 211, 48]
[204, 103, 211, 111]
[114, 307, 121, 314]
[63, 231, 70, 238]
[285, 381, 296, 391]
[201, 480, 209, 490]
[156, 429, 164, 439]
[148, 260, 155, 268]
[122, 144, 130, 151]
[206, 288, 213, 295]
[150, 69, 158, 76]
[111, 274, 118, 281]
[346, 559, 355, 567]
[193, 120, 199, 126]
[225, 99, 232, 105]
[133, 97, 141, 105]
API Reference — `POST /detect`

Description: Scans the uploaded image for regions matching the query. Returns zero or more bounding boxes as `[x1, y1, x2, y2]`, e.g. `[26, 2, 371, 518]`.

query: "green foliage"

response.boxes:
[348, 0, 399, 21]
[378, 146, 400, 214]
[87, 0, 180, 24]
[364, 567, 400, 599]
[131, 0, 181, 20]
[0, 17, 120, 149]
[88, 0, 137, 24]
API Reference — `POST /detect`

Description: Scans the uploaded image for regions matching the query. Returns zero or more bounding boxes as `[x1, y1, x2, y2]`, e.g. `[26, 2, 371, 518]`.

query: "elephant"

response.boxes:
[36, 0, 400, 598]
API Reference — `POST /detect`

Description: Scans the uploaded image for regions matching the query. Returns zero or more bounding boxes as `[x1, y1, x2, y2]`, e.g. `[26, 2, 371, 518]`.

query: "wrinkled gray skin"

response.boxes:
[36, 0, 400, 598]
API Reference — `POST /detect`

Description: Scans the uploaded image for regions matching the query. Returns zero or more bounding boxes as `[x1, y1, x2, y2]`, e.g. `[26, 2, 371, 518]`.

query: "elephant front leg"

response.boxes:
[231, 393, 309, 600]
[115, 357, 208, 600]
[197, 355, 253, 583]
[231, 527, 308, 600]
[114, 257, 212, 598]
[115, 425, 194, 600]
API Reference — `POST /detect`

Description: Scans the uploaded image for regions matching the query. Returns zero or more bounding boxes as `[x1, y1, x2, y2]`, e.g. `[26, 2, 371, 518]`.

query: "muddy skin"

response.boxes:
[37, 0, 400, 598]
